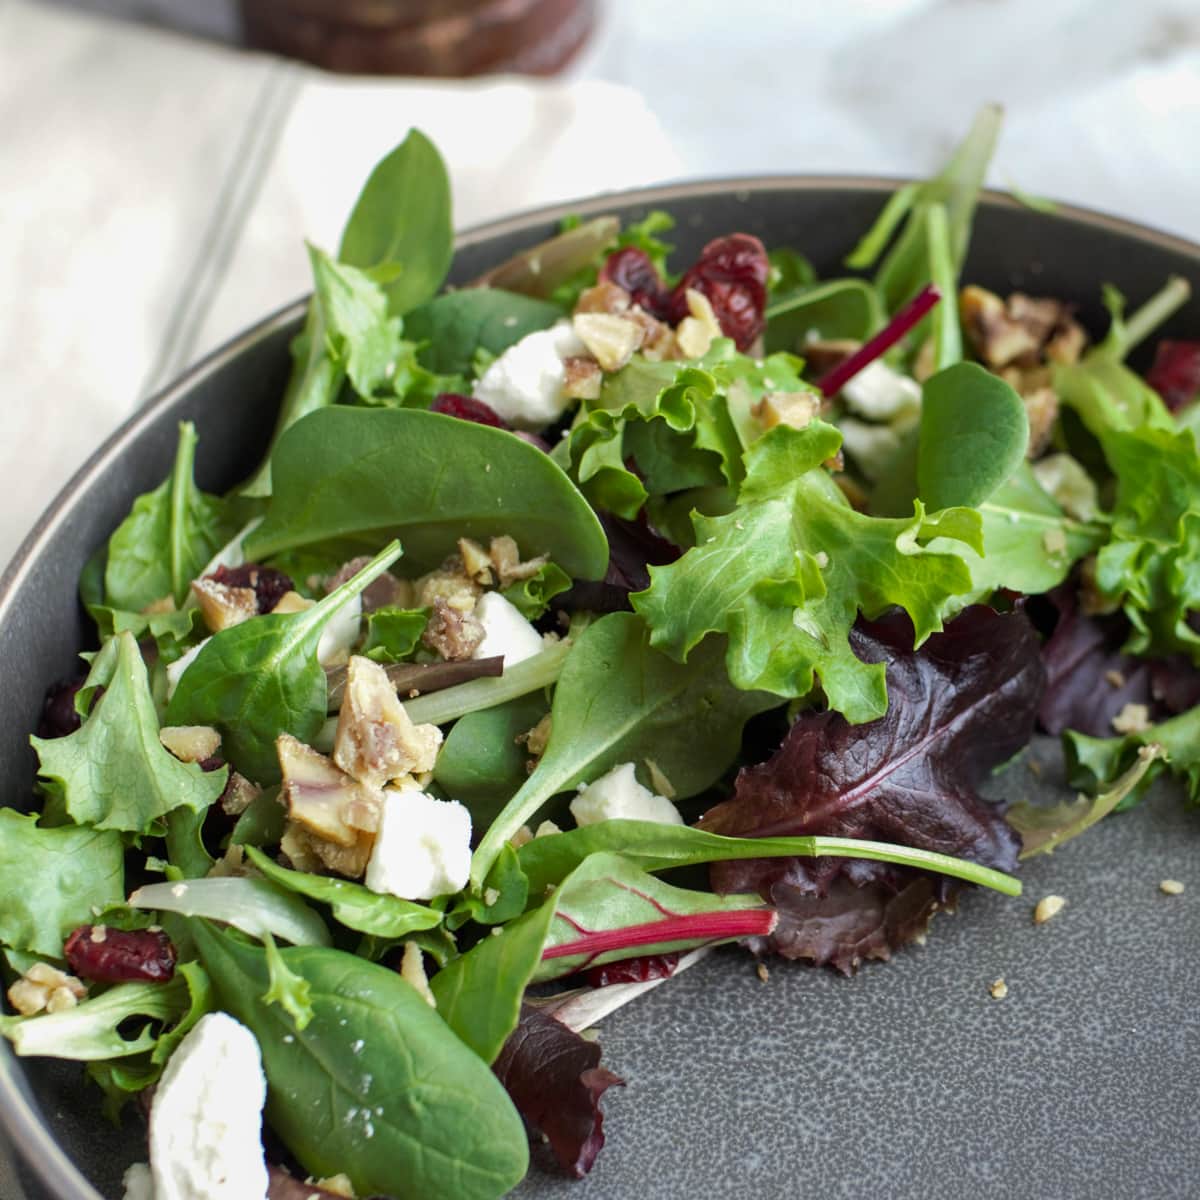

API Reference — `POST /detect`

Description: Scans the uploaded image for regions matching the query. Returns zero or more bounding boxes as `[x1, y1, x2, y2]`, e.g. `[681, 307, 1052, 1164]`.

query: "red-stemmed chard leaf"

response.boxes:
[493, 1004, 624, 1179]
[815, 283, 941, 398]
[1031, 579, 1200, 737]
[699, 605, 1043, 973]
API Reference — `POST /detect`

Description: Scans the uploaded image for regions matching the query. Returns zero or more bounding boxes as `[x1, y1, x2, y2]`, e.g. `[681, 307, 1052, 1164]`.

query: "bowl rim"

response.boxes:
[1, 172, 1197, 1200]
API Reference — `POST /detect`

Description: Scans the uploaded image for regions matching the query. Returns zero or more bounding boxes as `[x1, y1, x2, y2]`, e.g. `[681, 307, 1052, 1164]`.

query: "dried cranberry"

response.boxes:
[37, 677, 85, 738]
[208, 564, 294, 614]
[599, 247, 672, 320]
[431, 393, 509, 429]
[1146, 340, 1200, 412]
[584, 952, 680, 988]
[670, 233, 769, 350]
[64, 925, 177, 984]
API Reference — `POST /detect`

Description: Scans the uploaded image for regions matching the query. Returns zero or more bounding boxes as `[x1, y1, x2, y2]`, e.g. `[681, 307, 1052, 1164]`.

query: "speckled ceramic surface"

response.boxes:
[1, 182, 1198, 1200]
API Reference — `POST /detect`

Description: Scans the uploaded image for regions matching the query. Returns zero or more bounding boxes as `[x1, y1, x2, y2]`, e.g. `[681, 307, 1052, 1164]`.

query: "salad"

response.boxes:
[3, 104, 1199, 1200]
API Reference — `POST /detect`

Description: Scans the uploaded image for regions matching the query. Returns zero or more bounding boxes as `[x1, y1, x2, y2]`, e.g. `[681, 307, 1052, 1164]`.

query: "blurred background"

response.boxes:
[2, 0, 1199, 567]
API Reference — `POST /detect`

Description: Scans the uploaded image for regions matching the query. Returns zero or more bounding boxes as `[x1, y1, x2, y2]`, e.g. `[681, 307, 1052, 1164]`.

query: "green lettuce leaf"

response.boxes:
[631, 422, 982, 721]
[31, 633, 228, 834]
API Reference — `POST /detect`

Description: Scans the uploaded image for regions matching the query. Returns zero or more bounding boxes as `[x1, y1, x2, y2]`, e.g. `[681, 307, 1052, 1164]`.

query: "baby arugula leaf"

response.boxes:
[0, 810, 124, 957]
[246, 408, 608, 579]
[191, 921, 528, 1200]
[433, 852, 773, 1063]
[243, 846, 443, 940]
[701, 606, 1042, 972]
[166, 543, 402, 783]
[32, 632, 228, 833]
[336, 128, 453, 318]
[104, 421, 233, 613]
[631, 422, 981, 722]
[469, 612, 779, 889]
[403, 288, 565, 378]
[918, 364, 1028, 510]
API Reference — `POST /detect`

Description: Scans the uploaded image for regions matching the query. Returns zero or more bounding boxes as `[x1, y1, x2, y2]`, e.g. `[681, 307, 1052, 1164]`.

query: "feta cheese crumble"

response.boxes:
[148, 1011, 269, 1200]
[839, 359, 922, 422]
[570, 762, 684, 828]
[471, 591, 545, 666]
[365, 786, 472, 900]
[471, 322, 586, 429]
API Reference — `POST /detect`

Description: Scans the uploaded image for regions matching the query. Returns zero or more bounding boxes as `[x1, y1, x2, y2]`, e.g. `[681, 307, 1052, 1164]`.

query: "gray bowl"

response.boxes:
[2, 180, 1199, 1200]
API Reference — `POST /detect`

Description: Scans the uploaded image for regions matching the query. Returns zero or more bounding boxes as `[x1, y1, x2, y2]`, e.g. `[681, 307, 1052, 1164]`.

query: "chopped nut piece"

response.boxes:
[755, 962, 770, 984]
[1111, 702, 1151, 734]
[508, 825, 535, 849]
[572, 312, 644, 372]
[279, 821, 323, 874]
[219, 771, 261, 817]
[206, 843, 247, 879]
[1033, 895, 1067, 924]
[422, 597, 486, 661]
[989, 977, 1009, 1000]
[45, 986, 79, 1014]
[333, 656, 443, 788]
[415, 557, 482, 615]
[800, 338, 858, 376]
[27, 962, 86, 995]
[562, 354, 603, 401]
[282, 819, 374, 879]
[6, 979, 48, 1016]
[1041, 528, 1068, 556]
[1104, 669, 1127, 689]
[753, 391, 820, 431]
[1160, 879, 1185, 896]
[457, 538, 495, 586]
[1045, 316, 1087, 365]
[1022, 386, 1060, 458]
[191, 578, 258, 633]
[158, 725, 221, 764]
[277, 733, 382, 848]
[629, 307, 676, 361]
[534, 820, 562, 839]
[517, 713, 553, 760]
[961, 286, 1039, 367]
[674, 288, 723, 359]
[271, 591, 314, 616]
[312, 1175, 357, 1200]
[7, 963, 87, 1016]
[574, 280, 632, 315]
[141, 595, 177, 616]
[488, 535, 548, 586]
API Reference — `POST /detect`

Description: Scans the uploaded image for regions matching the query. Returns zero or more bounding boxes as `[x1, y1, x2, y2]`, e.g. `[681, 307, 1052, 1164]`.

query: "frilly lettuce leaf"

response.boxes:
[631, 422, 983, 722]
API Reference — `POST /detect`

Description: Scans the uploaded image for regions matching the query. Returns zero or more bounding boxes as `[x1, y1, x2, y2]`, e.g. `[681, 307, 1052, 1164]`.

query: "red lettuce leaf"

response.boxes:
[699, 605, 1043, 972]
[493, 1004, 624, 1179]
[1145, 339, 1200, 412]
[1031, 581, 1200, 736]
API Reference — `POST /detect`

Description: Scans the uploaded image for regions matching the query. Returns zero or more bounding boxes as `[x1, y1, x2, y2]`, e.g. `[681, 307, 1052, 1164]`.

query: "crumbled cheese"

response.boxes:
[399, 941, 437, 1008]
[840, 360, 922, 422]
[165, 638, 209, 701]
[1111, 702, 1151, 734]
[570, 762, 684, 828]
[471, 322, 586, 430]
[1041, 528, 1068, 556]
[471, 592, 545, 667]
[1033, 894, 1066, 924]
[364, 786, 472, 901]
[317, 595, 362, 668]
[837, 417, 905, 483]
[148, 1012, 268, 1200]
[1160, 879, 1185, 896]
[122, 1163, 156, 1200]
[534, 820, 562, 838]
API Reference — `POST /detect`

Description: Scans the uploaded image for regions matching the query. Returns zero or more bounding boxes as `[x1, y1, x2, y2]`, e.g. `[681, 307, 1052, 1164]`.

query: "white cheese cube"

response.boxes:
[365, 786, 472, 901]
[839, 359, 921, 422]
[570, 762, 684, 828]
[122, 1163, 155, 1200]
[471, 592, 545, 667]
[164, 637, 209, 702]
[149, 1011, 268, 1200]
[471, 322, 587, 430]
[317, 594, 361, 667]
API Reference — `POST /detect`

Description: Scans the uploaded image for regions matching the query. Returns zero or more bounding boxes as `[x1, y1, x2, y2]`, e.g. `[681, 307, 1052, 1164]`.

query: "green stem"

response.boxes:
[168, 422, 199, 603]
[811, 836, 1021, 895]
[1117, 275, 1191, 359]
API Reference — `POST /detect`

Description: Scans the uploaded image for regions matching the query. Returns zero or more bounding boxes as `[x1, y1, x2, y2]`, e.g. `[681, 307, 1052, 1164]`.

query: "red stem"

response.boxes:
[541, 908, 777, 960]
[816, 283, 942, 398]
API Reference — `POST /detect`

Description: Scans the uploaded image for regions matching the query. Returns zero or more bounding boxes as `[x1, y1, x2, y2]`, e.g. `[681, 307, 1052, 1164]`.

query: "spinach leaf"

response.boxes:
[631, 423, 981, 723]
[516, 820, 1023, 901]
[191, 921, 528, 1200]
[337, 128, 453, 317]
[0, 964, 210, 1062]
[32, 633, 228, 833]
[306, 246, 405, 399]
[361, 605, 428, 662]
[433, 693, 550, 830]
[432, 852, 769, 1062]
[230, 787, 288, 847]
[166, 543, 402, 783]
[104, 422, 232, 612]
[468, 215, 620, 299]
[470, 612, 779, 888]
[246, 408, 608, 579]
[917, 362, 1028, 509]
[244, 846, 443, 939]
[404, 288, 565, 378]
[0, 810, 124, 957]
[764, 277, 884, 352]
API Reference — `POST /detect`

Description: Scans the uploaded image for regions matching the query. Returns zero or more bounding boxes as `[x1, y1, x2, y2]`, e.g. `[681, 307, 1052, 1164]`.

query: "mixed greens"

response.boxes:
[4, 109, 1200, 1199]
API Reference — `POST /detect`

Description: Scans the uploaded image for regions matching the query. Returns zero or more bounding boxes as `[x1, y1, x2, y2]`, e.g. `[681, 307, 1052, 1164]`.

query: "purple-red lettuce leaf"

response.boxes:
[493, 1004, 624, 1179]
[699, 605, 1043, 972]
